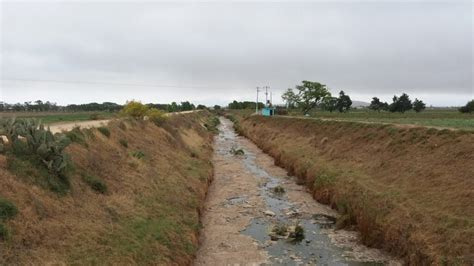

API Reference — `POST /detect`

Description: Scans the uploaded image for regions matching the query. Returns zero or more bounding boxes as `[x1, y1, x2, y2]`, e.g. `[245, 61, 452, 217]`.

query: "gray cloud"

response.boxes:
[1, 1, 472, 106]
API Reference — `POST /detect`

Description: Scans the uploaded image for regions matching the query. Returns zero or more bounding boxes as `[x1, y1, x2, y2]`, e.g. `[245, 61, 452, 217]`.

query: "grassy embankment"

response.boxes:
[296, 109, 474, 130]
[232, 113, 473, 265]
[0, 112, 116, 124]
[0, 110, 219, 264]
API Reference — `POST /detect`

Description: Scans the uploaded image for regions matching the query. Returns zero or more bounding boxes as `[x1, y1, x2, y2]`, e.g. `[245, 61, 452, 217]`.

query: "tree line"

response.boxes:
[281, 80, 461, 113]
[227, 101, 265, 110]
[0, 100, 203, 113]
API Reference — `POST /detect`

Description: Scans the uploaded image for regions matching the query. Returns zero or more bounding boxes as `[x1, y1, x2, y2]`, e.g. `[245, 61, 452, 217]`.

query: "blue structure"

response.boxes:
[261, 107, 275, 116]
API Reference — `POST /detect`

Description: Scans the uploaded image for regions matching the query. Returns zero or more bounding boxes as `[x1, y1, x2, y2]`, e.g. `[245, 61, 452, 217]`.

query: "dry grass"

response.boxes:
[0, 111, 216, 264]
[238, 115, 474, 265]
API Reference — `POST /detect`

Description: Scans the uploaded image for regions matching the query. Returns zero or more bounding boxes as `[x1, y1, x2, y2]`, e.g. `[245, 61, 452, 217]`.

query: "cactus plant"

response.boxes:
[0, 118, 71, 190]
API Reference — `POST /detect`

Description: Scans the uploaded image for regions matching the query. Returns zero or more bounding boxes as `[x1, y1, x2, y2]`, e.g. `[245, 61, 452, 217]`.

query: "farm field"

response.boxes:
[296, 109, 474, 130]
[0, 112, 116, 124]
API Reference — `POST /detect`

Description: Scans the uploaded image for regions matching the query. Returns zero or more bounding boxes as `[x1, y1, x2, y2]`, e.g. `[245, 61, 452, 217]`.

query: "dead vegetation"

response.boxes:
[0, 111, 217, 264]
[238, 115, 474, 265]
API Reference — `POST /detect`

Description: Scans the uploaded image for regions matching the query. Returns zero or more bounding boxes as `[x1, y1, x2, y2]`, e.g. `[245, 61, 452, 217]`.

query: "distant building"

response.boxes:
[262, 107, 275, 116]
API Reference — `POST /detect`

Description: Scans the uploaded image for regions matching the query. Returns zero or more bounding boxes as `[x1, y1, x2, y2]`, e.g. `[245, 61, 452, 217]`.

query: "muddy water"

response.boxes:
[195, 118, 399, 266]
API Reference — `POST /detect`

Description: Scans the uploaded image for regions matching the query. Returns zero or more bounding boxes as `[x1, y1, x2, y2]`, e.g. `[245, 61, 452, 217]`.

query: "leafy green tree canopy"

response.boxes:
[295, 80, 331, 114]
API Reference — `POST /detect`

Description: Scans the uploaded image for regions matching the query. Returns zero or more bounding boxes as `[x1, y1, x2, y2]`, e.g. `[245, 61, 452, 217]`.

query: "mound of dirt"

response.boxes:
[0, 111, 216, 264]
[238, 115, 474, 265]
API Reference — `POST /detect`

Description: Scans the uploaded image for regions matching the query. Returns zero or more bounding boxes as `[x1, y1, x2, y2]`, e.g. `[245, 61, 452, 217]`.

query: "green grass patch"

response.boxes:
[65, 127, 87, 146]
[82, 175, 107, 194]
[131, 151, 145, 159]
[0, 223, 9, 241]
[119, 139, 128, 148]
[0, 198, 18, 221]
[97, 127, 111, 138]
[301, 109, 474, 130]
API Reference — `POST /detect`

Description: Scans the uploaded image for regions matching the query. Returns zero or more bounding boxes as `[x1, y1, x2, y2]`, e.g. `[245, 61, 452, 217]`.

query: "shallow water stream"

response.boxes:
[195, 118, 398, 265]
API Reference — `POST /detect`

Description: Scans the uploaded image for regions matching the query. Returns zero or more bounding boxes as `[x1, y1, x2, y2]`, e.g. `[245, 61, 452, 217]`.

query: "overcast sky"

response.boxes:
[1, 1, 472, 107]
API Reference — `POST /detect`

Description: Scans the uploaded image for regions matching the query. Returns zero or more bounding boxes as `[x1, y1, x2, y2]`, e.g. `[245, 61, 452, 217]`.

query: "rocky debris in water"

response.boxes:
[312, 213, 336, 227]
[288, 225, 305, 242]
[229, 146, 245, 156]
[263, 210, 276, 217]
[285, 210, 300, 218]
[272, 185, 285, 194]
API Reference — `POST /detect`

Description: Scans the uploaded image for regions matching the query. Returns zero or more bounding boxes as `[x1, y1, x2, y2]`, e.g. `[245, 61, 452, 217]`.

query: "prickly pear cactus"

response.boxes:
[0, 117, 71, 176]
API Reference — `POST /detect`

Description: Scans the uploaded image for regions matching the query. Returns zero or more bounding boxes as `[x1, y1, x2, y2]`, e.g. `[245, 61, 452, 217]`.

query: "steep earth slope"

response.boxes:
[236, 115, 473, 265]
[0, 111, 216, 264]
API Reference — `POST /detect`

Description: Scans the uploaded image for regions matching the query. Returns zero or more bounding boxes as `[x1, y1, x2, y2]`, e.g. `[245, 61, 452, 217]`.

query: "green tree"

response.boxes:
[459, 100, 474, 113]
[322, 97, 338, 112]
[369, 97, 389, 112]
[281, 88, 299, 109]
[196, 104, 207, 110]
[336, 90, 352, 112]
[295, 81, 331, 114]
[168, 102, 179, 112]
[413, 98, 426, 113]
[389, 93, 412, 113]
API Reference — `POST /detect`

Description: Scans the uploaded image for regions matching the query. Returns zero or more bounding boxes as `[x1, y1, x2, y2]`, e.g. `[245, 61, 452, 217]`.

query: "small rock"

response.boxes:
[264, 210, 276, 216]
[305, 239, 311, 244]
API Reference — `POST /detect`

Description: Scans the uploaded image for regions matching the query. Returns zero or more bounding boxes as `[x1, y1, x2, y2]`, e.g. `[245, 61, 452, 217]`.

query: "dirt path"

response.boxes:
[195, 118, 400, 265]
[49, 119, 110, 133]
[48, 110, 200, 134]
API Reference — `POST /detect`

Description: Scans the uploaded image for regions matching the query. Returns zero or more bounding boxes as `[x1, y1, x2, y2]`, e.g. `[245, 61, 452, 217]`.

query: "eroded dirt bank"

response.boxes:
[195, 118, 398, 265]
[235, 114, 474, 265]
[0, 111, 215, 264]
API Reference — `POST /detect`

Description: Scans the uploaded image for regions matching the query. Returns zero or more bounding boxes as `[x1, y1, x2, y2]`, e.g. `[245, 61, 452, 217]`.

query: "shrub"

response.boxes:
[272, 223, 288, 236]
[0, 223, 8, 240]
[459, 100, 474, 113]
[121, 101, 149, 119]
[65, 127, 87, 146]
[83, 175, 107, 194]
[273, 185, 285, 194]
[119, 139, 128, 148]
[0, 198, 18, 221]
[97, 127, 110, 138]
[89, 113, 100, 120]
[289, 224, 305, 241]
[132, 150, 145, 159]
[146, 108, 167, 126]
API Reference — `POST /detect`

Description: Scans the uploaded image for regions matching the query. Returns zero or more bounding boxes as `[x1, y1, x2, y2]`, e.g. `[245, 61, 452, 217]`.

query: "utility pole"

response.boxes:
[263, 86, 269, 107]
[256, 87, 261, 114]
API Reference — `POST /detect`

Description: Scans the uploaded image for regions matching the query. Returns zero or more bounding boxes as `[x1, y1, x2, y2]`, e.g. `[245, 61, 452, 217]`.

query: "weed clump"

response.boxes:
[132, 151, 145, 159]
[0, 198, 18, 221]
[273, 185, 285, 194]
[119, 139, 128, 148]
[289, 224, 305, 241]
[65, 127, 87, 146]
[83, 175, 108, 194]
[89, 113, 100, 120]
[204, 116, 220, 133]
[97, 127, 111, 138]
[0, 223, 8, 240]
[230, 146, 245, 156]
[0, 197, 18, 241]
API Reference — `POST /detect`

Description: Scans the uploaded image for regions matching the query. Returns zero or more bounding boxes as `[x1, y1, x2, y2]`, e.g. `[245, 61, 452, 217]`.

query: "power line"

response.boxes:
[0, 78, 215, 89]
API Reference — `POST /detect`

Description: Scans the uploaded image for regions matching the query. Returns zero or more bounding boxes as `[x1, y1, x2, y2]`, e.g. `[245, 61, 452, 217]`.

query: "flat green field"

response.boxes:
[0, 112, 116, 124]
[294, 109, 474, 130]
